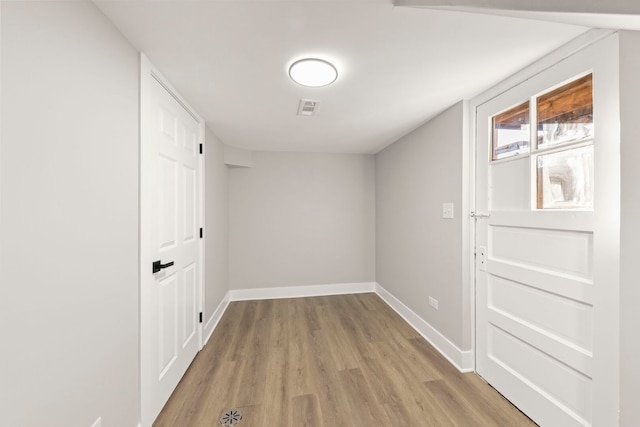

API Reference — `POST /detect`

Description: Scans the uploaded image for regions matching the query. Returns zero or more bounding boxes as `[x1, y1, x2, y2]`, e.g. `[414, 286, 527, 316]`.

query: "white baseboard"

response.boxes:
[375, 283, 474, 372]
[203, 291, 231, 345]
[203, 281, 472, 373]
[228, 282, 376, 301]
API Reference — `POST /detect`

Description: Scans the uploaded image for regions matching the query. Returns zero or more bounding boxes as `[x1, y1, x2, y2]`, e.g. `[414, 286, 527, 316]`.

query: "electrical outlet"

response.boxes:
[90, 417, 102, 427]
[429, 296, 439, 310]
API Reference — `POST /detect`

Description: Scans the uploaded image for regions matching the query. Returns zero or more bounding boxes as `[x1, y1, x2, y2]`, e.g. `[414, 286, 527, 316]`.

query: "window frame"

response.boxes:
[488, 72, 595, 211]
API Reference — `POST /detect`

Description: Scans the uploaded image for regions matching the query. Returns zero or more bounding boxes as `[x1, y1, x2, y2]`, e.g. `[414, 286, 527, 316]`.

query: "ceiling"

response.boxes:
[94, 0, 595, 154]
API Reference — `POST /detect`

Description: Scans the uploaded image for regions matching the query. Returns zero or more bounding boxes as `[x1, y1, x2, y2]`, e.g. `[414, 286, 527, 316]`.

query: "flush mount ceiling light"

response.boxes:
[289, 58, 338, 87]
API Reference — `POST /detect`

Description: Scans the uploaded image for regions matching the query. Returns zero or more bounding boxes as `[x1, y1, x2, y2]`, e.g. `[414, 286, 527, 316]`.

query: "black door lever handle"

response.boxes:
[152, 260, 174, 274]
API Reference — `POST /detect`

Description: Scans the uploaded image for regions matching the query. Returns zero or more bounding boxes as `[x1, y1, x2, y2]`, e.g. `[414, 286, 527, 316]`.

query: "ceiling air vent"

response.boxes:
[297, 99, 320, 116]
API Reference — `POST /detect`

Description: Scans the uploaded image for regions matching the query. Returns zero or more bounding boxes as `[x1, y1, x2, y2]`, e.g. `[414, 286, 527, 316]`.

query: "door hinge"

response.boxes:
[199, 143, 203, 154]
[199, 312, 203, 323]
[199, 228, 203, 238]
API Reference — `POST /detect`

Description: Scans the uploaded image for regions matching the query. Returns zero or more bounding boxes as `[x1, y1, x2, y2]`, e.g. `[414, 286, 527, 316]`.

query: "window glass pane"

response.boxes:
[536, 146, 593, 209]
[492, 101, 530, 160]
[537, 74, 593, 148]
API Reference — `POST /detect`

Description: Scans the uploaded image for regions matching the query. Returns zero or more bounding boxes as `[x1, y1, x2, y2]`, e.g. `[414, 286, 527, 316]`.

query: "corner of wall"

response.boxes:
[204, 127, 231, 326]
[375, 284, 473, 372]
[224, 144, 253, 168]
[204, 291, 232, 344]
[618, 29, 640, 427]
[374, 100, 469, 362]
[461, 99, 473, 353]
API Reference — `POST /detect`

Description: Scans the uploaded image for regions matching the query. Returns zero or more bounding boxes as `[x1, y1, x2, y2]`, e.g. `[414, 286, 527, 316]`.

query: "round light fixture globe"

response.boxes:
[289, 58, 338, 87]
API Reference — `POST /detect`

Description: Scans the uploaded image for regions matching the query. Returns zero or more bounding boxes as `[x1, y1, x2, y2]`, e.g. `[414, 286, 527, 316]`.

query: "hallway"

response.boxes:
[155, 294, 536, 426]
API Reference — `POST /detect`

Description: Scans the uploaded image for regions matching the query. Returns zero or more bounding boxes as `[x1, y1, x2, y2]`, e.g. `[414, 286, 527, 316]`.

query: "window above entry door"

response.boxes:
[489, 73, 594, 210]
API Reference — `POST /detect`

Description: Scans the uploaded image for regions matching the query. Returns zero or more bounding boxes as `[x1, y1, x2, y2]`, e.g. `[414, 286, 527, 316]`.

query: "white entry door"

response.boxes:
[140, 56, 204, 427]
[475, 35, 619, 427]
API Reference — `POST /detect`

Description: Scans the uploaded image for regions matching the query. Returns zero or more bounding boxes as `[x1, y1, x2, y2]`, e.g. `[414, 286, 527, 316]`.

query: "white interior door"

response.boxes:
[475, 35, 620, 427]
[140, 56, 204, 427]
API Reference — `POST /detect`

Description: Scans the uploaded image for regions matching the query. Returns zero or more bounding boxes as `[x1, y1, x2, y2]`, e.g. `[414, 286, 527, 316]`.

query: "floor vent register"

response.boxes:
[219, 409, 243, 426]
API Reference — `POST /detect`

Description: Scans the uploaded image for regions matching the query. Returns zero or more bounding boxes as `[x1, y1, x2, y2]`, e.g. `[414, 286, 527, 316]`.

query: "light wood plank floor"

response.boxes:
[154, 293, 537, 426]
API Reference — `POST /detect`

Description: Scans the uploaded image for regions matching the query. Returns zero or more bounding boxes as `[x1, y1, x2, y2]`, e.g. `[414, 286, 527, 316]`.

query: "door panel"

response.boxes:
[183, 164, 197, 241]
[182, 262, 197, 346]
[488, 276, 593, 351]
[474, 50, 604, 427]
[487, 325, 592, 422]
[141, 59, 203, 427]
[159, 159, 177, 252]
[488, 260, 593, 303]
[475, 35, 620, 427]
[490, 225, 593, 277]
[159, 272, 178, 377]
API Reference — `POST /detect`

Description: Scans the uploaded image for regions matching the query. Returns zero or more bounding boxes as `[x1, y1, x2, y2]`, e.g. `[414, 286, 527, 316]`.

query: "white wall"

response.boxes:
[619, 29, 640, 427]
[204, 127, 229, 324]
[2, 5, 635, 426]
[0, 2, 139, 426]
[375, 101, 467, 350]
[229, 152, 375, 290]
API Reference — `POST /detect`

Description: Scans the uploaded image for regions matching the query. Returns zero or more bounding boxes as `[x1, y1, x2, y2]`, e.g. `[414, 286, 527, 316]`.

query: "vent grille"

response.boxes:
[297, 99, 320, 116]
[220, 409, 242, 425]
